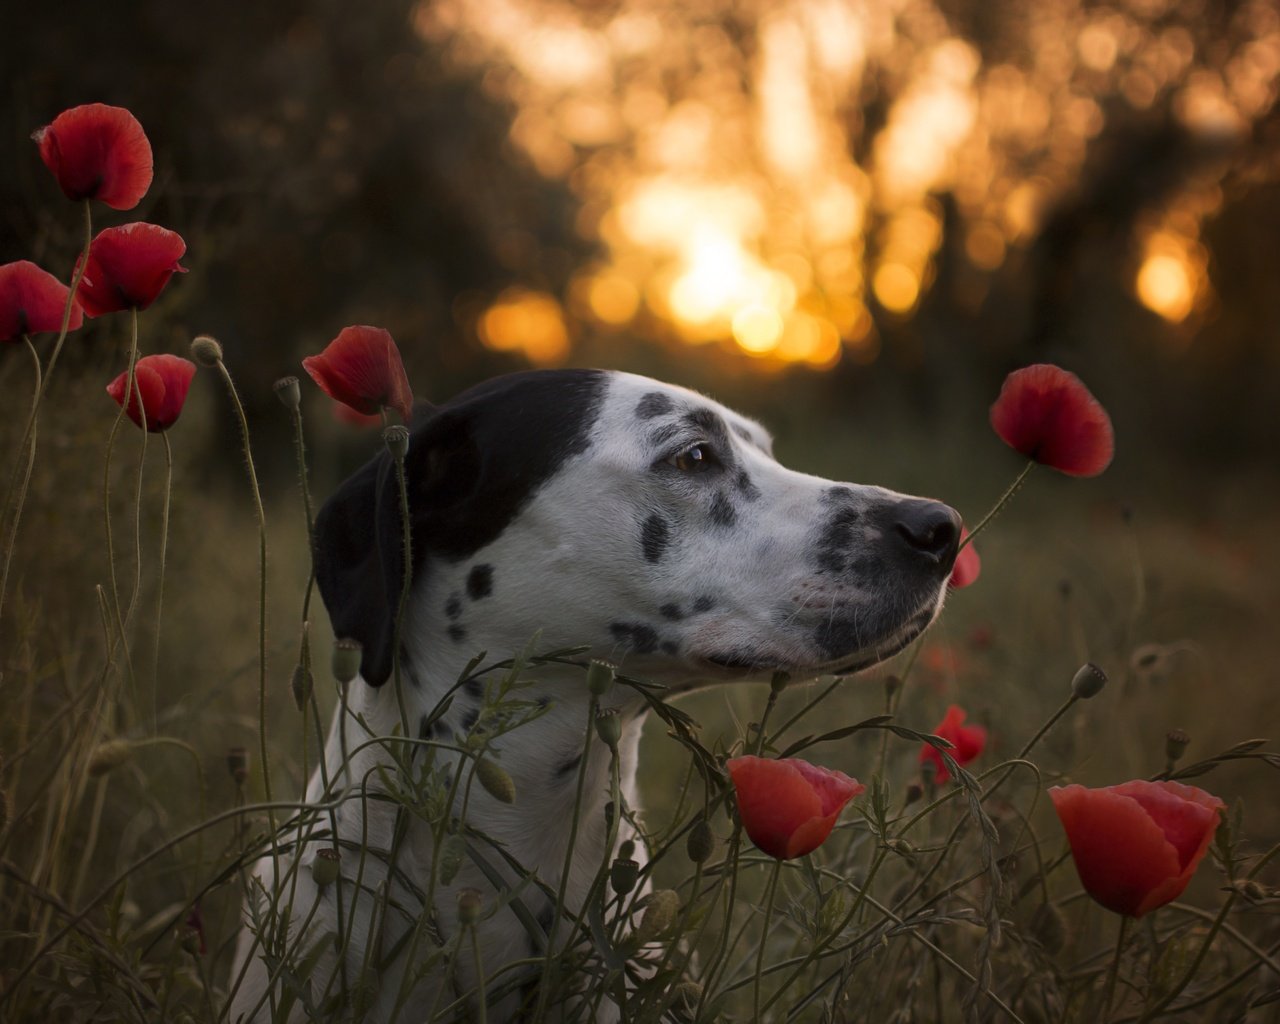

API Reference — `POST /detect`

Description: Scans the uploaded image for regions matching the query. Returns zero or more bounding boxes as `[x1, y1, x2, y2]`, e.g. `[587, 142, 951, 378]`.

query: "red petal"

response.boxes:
[920, 705, 986, 783]
[948, 528, 981, 589]
[0, 261, 84, 342]
[1050, 782, 1221, 917]
[76, 223, 187, 317]
[989, 364, 1114, 477]
[302, 325, 414, 422]
[728, 756, 860, 860]
[332, 402, 384, 428]
[33, 104, 153, 210]
[106, 362, 167, 431]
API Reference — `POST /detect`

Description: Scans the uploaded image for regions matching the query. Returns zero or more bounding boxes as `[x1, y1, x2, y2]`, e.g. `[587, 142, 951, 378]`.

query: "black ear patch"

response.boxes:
[314, 369, 606, 686]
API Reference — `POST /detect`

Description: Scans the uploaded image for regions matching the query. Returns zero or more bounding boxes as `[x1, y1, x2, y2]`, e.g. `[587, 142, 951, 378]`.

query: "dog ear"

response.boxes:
[313, 410, 478, 686]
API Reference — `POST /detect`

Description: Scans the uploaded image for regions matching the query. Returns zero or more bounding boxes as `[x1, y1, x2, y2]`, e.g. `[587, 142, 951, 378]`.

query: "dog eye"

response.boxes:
[669, 444, 715, 473]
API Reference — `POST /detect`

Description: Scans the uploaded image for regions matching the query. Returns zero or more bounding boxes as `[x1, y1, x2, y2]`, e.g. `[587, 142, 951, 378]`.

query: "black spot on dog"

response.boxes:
[693, 595, 715, 613]
[816, 506, 861, 574]
[636, 392, 674, 419]
[464, 677, 484, 698]
[445, 594, 462, 620]
[641, 514, 670, 563]
[467, 564, 493, 600]
[555, 754, 582, 779]
[733, 424, 755, 443]
[659, 603, 684, 621]
[660, 641, 679, 655]
[537, 695, 552, 709]
[448, 624, 467, 643]
[461, 707, 480, 732]
[709, 491, 737, 528]
[825, 485, 855, 504]
[736, 470, 760, 501]
[610, 622, 659, 654]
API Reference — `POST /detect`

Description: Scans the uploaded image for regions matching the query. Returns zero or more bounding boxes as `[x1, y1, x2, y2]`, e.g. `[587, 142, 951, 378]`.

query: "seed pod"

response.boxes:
[636, 889, 680, 942]
[190, 334, 224, 367]
[457, 887, 483, 926]
[332, 638, 363, 685]
[88, 739, 135, 777]
[226, 746, 249, 785]
[311, 848, 341, 889]
[770, 670, 790, 695]
[587, 659, 615, 696]
[1070, 662, 1107, 699]
[475, 758, 516, 804]
[1165, 729, 1190, 763]
[291, 663, 313, 712]
[383, 425, 410, 461]
[904, 782, 924, 806]
[686, 819, 714, 864]
[273, 376, 301, 411]
[595, 708, 621, 750]
[610, 856, 639, 896]
[439, 833, 466, 885]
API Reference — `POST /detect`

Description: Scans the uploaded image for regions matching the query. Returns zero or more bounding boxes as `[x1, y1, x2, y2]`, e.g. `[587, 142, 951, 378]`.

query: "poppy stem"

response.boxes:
[1101, 914, 1129, 1019]
[753, 859, 783, 1021]
[210, 356, 276, 841]
[390, 441, 413, 737]
[124, 309, 149, 634]
[152, 431, 173, 732]
[961, 461, 1035, 549]
[0, 339, 42, 632]
[0, 201, 92, 632]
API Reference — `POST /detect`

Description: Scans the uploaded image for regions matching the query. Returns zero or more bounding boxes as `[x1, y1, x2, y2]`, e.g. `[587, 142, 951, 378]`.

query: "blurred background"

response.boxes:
[2, 0, 1279, 980]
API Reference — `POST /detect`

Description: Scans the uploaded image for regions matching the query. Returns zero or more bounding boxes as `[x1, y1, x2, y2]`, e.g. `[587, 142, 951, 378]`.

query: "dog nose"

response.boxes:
[893, 499, 962, 567]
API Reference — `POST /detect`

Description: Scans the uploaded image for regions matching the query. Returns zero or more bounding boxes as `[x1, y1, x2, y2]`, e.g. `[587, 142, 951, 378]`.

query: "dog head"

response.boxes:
[315, 369, 961, 687]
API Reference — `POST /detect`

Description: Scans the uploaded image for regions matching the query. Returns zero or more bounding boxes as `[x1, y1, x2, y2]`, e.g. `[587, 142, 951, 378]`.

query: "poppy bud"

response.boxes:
[179, 925, 202, 956]
[618, 839, 636, 859]
[190, 334, 223, 367]
[671, 980, 702, 1015]
[89, 739, 135, 777]
[885, 838, 914, 858]
[611, 856, 640, 896]
[311, 848, 340, 889]
[439, 833, 466, 885]
[770, 670, 790, 695]
[1070, 662, 1107, 699]
[636, 889, 680, 942]
[457, 887, 483, 926]
[226, 746, 249, 785]
[383, 425, 410, 461]
[273, 376, 301, 411]
[1165, 729, 1190, 763]
[291, 663, 313, 712]
[595, 708, 622, 750]
[332, 638, 362, 685]
[587, 659, 615, 696]
[904, 782, 924, 806]
[475, 758, 516, 804]
[686, 819, 714, 864]
[883, 674, 901, 700]
[1030, 902, 1067, 954]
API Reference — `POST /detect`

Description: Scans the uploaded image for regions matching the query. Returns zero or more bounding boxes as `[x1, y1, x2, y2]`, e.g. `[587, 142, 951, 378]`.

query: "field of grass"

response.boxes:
[0, 342, 1277, 1022]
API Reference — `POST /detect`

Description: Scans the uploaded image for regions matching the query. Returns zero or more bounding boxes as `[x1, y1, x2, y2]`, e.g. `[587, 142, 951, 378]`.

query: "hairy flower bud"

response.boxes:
[475, 758, 516, 804]
[190, 334, 223, 367]
[1070, 662, 1107, 699]
[636, 889, 680, 942]
[273, 375, 301, 411]
[291, 663, 313, 712]
[770, 670, 790, 695]
[587, 659, 615, 696]
[310, 848, 340, 889]
[686, 818, 714, 864]
[671, 980, 702, 1016]
[439, 833, 466, 885]
[332, 638, 362, 685]
[904, 782, 924, 806]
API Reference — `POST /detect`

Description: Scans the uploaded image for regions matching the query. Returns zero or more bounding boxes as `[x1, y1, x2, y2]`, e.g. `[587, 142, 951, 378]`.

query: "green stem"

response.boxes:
[124, 310, 149, 636]
[152, 433, 173, 731]
[212, 358, 275, 839]
[962, 460, 1035, 548]
[0, 199, 92, 631]
[471, 922, 488, 1024]
[1101, 914, 1129, 1020]
[753, 859, 782, 1021]
[0, 339, 42, 628]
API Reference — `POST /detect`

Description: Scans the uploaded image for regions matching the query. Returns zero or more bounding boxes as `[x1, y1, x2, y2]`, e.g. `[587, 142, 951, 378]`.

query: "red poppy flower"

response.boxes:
[989, 364, 1114, 477]
[76, 223, 187, 317]
[302, 325, 414, 423]
[33, 103, 153, 210]
[920, 704, 987, 783]
[1050, 780, 1224, 917]
[332, 402, 384, 428]
[106, 354, 197, 431]
[727, 755, 864, 860]
[949, 527, 980, 589]
[0, 261, 84, 342]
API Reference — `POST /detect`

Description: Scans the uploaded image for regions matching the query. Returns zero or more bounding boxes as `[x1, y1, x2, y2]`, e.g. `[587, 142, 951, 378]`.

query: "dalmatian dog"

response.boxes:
[230, 368, 961, 1022]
